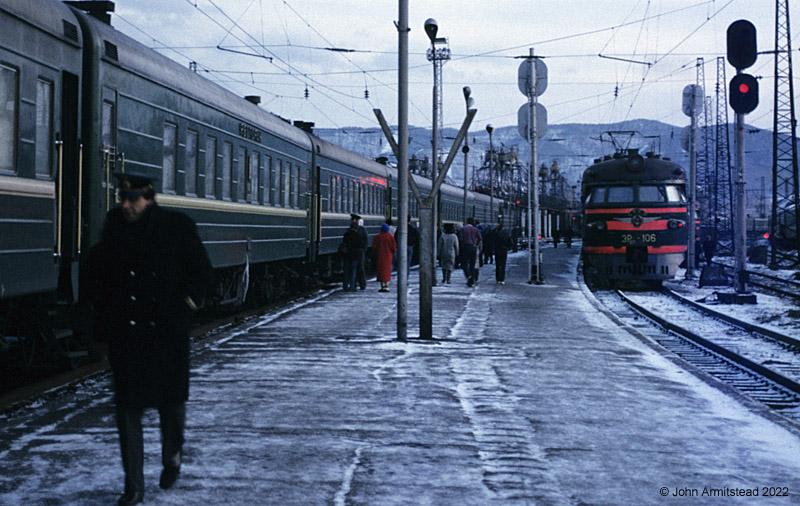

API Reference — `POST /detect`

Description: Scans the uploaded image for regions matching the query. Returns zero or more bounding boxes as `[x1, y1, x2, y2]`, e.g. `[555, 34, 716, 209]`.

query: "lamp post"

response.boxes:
[425, 19, 449, 284]
[486, 124, 494, 223]
[462, 86, 473, 224]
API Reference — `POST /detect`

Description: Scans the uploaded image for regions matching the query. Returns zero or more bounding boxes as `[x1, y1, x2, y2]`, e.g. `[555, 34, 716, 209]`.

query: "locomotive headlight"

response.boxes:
[587, 221, 607, 231]
[667, 219, 685, 230]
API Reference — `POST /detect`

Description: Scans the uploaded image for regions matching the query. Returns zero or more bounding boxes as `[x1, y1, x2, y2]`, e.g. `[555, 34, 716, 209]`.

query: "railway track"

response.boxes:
[711, 261, 800, 300]
[593, 288, 800, 421]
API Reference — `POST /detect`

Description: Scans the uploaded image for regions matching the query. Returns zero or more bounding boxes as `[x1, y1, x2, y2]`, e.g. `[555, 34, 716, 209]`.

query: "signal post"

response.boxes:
[727, 19, 759, 301]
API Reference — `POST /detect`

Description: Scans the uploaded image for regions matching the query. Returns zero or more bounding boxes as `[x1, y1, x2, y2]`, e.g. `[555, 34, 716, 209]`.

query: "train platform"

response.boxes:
[2, 245, 800, 505]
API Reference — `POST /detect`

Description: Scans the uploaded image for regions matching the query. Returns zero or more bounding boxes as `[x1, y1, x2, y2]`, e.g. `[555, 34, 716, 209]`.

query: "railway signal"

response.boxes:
[726, 20, 757, 71]
[726, 19, 758, 297]
[729, 73, 759, 114]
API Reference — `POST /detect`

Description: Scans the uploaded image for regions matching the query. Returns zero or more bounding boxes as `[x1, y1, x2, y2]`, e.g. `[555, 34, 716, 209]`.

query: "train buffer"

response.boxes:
[2, 246, 800, 504]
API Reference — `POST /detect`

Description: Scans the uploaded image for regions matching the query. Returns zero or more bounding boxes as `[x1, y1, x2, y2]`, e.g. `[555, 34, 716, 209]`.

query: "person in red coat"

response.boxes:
[372, 223, 397, 292]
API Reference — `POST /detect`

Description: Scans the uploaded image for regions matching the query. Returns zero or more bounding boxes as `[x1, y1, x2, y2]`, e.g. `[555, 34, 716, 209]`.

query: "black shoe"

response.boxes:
[159, 465, 180, 490]
[467, 278, 474, 287]
[118, 491, 144, 506]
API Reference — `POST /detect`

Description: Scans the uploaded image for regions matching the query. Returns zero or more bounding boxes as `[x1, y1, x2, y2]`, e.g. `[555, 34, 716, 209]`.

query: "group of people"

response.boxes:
[339, 215, 514, 293]
[441, 217, 513, 287]
[340, 214, 399, 293]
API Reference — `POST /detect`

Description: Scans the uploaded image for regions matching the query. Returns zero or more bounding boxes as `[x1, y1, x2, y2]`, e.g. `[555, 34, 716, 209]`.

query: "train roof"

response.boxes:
[2, 0, 83, 48]
[72, 7, 312, 152]
[582, 150, 685, 184]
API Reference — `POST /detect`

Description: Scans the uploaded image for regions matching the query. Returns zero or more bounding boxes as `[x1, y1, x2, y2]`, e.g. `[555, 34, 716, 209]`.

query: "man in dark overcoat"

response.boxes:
[85, 172, 213, 506]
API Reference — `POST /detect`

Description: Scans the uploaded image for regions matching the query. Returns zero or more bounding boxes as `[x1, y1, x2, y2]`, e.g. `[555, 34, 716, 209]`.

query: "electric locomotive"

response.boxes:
[581, 149, 688, 286]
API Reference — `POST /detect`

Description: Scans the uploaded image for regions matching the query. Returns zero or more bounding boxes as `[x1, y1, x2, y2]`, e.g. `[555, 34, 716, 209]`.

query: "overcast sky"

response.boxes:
[112, 0, 782, 135]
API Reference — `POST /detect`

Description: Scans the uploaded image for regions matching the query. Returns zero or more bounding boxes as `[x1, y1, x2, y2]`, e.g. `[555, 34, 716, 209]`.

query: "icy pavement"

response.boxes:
[2, 247, 800, 505]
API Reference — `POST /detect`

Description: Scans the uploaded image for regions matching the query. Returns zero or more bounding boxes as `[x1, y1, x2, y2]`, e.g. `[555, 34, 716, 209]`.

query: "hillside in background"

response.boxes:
[315, 119, 775, 202]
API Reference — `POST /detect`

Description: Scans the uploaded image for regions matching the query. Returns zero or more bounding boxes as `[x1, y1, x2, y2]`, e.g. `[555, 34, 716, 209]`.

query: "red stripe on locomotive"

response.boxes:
[585, 245, 688, 254]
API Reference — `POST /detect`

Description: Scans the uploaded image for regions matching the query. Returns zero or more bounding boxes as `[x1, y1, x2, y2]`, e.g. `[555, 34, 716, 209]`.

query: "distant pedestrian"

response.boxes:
[563, 227, 573, 248]
[458, 217, 481, 287]
[352, 214, 368, 290]
[511, 226, 521, 252]
[372, 223, 397, 292]
[341, 221, 365, 291]
[483, 223, 494, 264]
[702, 235, 715, 264]
[385, 218, 396, 236]
[85, 172, 213, 506]
[553, 229, 561, 248]
[493, 223, 513, 284]
[437, 223, 459, 285]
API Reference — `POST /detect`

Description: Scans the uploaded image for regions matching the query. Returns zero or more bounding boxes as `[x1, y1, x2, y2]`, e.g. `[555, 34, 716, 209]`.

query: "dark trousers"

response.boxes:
[461, 244, 478, 283]
[116, 402, 185, 494]
[356, 250, 367, 289]
[495, 250, 508, 282]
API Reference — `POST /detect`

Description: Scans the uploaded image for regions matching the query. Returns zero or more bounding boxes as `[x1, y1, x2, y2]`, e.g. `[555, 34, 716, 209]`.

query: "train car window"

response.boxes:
[205, 135, 216, 198]
[328, 175, 335, 212]
[235, 146, 246, 201]
[282, 162, 290, 207]
[271, 159, 279, 205]
[291, 165, 299, 208]
[637, 185, 667, 203]
[162, 122, 177, 193]
[249, 151, 259, 203]
[607, 186, 633, 204]
[260, 155, 269, 204]
[35, 79, 53, 178]
[221, 141, 232, 200]
[185, 129, 198, 196]
[0, 65, 17, 174]
[665, 185, 686, 203]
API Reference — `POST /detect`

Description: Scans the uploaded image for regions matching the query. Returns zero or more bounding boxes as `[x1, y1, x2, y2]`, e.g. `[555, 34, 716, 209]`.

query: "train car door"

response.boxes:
[307, 163, 321, 262]
[57, 71, 81, 302]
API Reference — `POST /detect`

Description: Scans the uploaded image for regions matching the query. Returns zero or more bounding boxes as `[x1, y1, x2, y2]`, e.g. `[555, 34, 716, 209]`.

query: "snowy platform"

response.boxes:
[2, 246, 800, 505]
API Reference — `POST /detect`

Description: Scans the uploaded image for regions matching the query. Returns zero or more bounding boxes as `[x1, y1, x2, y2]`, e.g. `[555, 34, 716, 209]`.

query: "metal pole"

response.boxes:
[734, 110, 748, 293]
[397, 0, 409, 340]
[430, 41, 439, 284]
[531, 48, 542, 283]
[488, 127, 494, 223]
[463, 87, 470, 224]
[687, 104, 698, 279]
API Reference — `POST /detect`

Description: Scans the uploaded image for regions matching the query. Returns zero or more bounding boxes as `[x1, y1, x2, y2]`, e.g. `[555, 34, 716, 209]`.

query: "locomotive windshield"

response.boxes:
[585, 184, 686, 205]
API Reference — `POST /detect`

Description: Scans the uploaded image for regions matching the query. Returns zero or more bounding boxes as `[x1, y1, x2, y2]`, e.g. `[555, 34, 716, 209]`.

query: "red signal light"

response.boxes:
[739, 83, 750, 94]
[764, 233, 770, 239]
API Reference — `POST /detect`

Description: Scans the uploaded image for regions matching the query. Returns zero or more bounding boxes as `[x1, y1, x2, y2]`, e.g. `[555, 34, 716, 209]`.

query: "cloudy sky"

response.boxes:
[112, 0, 781, 134]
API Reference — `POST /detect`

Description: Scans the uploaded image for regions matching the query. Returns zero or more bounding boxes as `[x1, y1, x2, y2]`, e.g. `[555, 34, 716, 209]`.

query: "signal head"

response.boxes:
[729, 73, 759, 114]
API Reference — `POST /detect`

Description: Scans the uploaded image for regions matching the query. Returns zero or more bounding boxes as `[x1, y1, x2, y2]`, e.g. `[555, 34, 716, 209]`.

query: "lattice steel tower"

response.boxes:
[714, 57, 734, 256]
[771, 0, 800, 266]
[695, 58, 713, 227]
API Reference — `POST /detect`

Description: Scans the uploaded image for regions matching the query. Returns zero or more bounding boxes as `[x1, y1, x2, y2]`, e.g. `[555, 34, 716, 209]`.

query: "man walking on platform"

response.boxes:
[458, 217, 482, 287]
[86, 172, 213, 506]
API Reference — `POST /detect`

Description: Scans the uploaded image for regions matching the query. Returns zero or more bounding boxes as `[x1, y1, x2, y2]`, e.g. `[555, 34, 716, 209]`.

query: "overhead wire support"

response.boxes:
[597, 53, 652, 66]
[770, 0, 800, 267]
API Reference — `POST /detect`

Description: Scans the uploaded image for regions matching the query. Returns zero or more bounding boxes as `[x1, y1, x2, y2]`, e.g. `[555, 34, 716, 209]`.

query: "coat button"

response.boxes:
[150, 321, 156, 327]
[129, 271, 136, 277]
[129, 320, 136, 326]
[130, 295, 137, 302]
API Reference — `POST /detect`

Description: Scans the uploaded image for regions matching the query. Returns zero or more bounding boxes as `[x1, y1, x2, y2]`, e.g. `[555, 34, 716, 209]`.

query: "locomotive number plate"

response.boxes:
[618, 233, 657, 246]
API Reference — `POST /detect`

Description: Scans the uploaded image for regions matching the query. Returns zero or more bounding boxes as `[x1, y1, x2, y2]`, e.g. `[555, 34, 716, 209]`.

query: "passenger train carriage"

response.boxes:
[0, 0, 500, 370]
[581, 149, 688, 286]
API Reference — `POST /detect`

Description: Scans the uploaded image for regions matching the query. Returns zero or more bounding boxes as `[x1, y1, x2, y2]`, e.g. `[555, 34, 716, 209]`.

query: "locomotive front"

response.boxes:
[581, 150, 688, 286]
